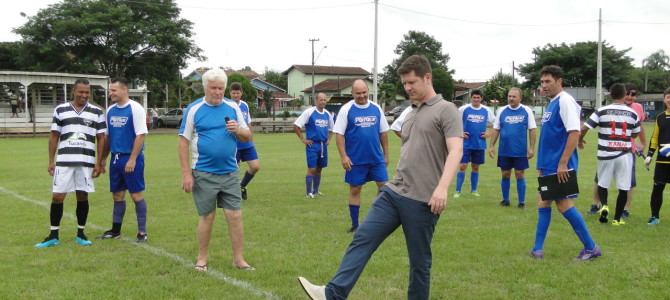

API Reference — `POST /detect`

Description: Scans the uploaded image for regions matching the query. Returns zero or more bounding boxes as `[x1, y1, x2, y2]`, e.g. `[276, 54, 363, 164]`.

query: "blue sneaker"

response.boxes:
[75, 236, 93, 246]
[35, 237, 60, 248]
[575, 246, 602, 261]
[648, 217, 660, 225]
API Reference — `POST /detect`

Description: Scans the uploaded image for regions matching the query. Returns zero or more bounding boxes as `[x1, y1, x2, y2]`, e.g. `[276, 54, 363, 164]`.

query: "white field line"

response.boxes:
[0, 186, 280, 300]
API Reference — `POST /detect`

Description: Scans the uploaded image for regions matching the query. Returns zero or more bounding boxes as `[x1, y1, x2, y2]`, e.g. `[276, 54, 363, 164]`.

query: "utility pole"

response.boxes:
[596, 8, 603, 109]
[309, 38, 319, 106]
[512, 61, 515, 82]
[373, 0, 379, 103]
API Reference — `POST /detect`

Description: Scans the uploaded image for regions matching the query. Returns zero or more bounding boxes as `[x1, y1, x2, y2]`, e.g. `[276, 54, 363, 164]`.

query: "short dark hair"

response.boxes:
[111, 77, 129, 87]
[540, 65, 563, 80]
[230, 82, 242, 91]
[397, 54, 432, 77]
[471, 89, 483, 97]
[625, 83, 638, 92]
[73, 78, 90, 88]
[609, 83, 626, 100]
[664, 87, 670, 97]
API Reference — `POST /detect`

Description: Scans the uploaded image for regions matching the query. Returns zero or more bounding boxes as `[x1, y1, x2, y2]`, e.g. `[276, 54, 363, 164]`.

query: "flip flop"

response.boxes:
[194, 264, 208, 272]
[234, 265, 256, 271]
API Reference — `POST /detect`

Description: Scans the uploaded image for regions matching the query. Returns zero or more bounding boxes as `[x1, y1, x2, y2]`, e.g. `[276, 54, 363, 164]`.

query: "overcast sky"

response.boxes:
[2, 0, 669, 83]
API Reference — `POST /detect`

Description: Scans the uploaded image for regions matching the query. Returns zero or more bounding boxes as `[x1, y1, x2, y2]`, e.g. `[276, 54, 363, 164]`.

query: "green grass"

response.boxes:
[1, 124, 670, 299]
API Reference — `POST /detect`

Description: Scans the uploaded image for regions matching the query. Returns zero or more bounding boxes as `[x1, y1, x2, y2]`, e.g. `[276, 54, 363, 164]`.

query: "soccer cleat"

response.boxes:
[347, 226, 358, 233]
[587, 204, 600, 215]
[98, 230, 121, 240]
[35, 237, 60, 248]
[647, 217, 660, 225]
[597, 205, 609, 223]
[316, 191, 325, 196]
[472, 191, 481, 197]
[611, 219, 626, 226]
[75, 236, 93, 246]
[297, 277, 326, 300]
[529, 249, 544, 259]
[575, 246, 602, 261]
[136, 232, 148, 243]
[500, 200, 510, 207]
[453, 192, 461, 199]
[518, 203, 525, 209]
[306, 193, 315, 199]
[241, 186, 248, 201]
[622, 210, 630, 219]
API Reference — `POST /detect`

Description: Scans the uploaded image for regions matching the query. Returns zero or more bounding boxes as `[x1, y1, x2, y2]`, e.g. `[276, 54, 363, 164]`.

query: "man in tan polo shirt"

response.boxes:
[298, 54, 463, 300]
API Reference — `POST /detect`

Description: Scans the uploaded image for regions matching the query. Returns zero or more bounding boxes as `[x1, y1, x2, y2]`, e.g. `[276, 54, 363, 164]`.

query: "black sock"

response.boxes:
[614, 190, 628, 220]
[651, 182, 666, 218]
[49, 202, 64, 239]
[76, 200, 89, 237]
[112, 222, 122, 234]
[240, 171, 255, 187]
[597, 186, 608, 206]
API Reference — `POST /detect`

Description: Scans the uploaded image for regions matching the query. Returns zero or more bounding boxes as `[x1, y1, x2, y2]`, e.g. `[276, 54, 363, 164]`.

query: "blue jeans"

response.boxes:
[326, 186, 440, 300]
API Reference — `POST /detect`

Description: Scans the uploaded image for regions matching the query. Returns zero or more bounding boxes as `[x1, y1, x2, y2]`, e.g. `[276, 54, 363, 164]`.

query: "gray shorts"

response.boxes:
[192, 170, 242, 215]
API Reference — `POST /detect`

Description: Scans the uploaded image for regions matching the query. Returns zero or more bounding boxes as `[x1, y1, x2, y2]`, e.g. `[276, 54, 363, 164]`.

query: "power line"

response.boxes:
[120, 0, 372, 12]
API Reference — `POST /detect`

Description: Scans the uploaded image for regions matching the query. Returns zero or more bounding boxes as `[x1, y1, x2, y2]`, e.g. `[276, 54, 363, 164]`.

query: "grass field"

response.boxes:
[1, 124, 670, 299]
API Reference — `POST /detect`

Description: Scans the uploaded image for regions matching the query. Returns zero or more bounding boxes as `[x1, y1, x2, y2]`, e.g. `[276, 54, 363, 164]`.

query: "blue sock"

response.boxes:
[113, 201, 126, 224]
[240, 171, 255, 187]
[471, 172, 479, 192]
[533, 207, 552, 251]
[456, 171, 465, 192]
[314, 175, 321, 194]
[305, 175, 314, 195]
[517, 178, 526, 204]
[562, 207, 596, 250]
[501, 178, 511, 202]
[134, 199, 147, 233]
[349, 204, 360, 228]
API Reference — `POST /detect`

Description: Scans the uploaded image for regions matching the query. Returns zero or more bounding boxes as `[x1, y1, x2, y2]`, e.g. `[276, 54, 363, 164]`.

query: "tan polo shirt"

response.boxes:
[387, 94, 463, 203]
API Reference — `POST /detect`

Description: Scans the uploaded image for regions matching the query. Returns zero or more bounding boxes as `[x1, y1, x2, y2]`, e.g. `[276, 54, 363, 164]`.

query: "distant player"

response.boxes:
[644, 87, 670, 225]
[390, 105, 413, 138]
[455, 89, 494, 198]
[579, 83, 640, 225]
[488, 87, 536, 208]
[228, 82, 260, 201]
[35, 79, 106, 248]
[294, 92, 334, 198]
[99, 77, 149, 242]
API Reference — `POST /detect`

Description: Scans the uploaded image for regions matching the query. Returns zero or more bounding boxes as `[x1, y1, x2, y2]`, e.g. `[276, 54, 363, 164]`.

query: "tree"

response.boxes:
[629, 67, 670, 93]
[12, 0, 203, 104]
[263, 70, 288, 90]
[482, 72, 518, 103]
[380, 31, 455, 100]
[518, 41, 634, 89]
[0, 42, 24, 70]
[643, 49, 670, 71]
[378, 83, 398, 107]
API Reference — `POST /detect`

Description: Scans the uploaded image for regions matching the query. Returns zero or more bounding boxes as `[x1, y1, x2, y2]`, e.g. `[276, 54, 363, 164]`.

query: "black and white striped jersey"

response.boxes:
[584, 103, 640, 160]
[51, 102, 106, 167]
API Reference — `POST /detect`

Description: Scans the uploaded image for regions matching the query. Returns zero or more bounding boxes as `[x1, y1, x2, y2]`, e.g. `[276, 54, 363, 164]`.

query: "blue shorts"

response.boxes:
[345, 163, 388, 186]
[109, 153, 145, 193]
[306, 142, 328, 169]
[461, 149, 485, 165]
[237, 146, 259, 162]
[497, 156, 529, 170]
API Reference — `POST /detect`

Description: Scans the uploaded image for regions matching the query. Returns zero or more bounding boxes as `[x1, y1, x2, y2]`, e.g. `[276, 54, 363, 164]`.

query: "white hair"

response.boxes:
[202, 68, 228, 88]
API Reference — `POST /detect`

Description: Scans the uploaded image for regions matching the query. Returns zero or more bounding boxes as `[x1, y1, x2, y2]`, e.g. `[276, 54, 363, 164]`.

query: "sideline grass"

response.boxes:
[1, 125, 669, 299]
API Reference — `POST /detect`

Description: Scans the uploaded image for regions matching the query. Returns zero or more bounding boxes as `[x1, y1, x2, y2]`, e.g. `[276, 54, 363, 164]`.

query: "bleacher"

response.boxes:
[0, 102, 53, 134]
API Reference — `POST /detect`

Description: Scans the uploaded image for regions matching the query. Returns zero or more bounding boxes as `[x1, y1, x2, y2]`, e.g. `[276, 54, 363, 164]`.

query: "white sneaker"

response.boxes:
[298, 277, 326, 300]
[306, 193, 315, 199]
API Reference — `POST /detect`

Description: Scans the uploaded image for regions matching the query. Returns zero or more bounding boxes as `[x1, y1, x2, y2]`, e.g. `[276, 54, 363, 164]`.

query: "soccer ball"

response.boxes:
[660, 145, 670, 157]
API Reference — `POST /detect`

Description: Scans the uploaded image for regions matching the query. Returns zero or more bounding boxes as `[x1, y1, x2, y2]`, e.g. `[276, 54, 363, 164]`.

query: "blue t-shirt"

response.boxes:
[333, 100, 389, 165]
[233, 100, 254, 150]
[106, 100, 148, 154]
[179, 98, 248, 175]
[293, 107, 334, 142]
[494, 104, 537, 157]
[536, 91, 581, 173]
[458, 104, 494, 150]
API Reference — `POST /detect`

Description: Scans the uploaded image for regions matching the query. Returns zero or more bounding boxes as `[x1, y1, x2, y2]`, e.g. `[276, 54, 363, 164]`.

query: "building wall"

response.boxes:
[286, 69, 368, 104]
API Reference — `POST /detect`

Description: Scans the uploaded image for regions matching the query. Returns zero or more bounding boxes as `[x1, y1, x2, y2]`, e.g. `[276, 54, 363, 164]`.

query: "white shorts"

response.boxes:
[52, 166, 95, 193]
[597, 154, 633, 191]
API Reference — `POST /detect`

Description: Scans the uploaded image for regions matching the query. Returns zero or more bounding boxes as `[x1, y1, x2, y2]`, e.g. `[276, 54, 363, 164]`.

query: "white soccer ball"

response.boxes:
[660, 144, 670, 157]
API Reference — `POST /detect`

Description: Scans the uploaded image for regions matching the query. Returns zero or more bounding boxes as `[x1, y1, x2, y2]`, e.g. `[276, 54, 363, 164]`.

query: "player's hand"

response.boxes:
[182, 173, 194, 193]
[557, 162, 569, 183]
[636, 143, 645, 152]
[578, 139, 586, 150]
[92, 165, 102, 178]
[480, 131, 489, 139]
[428, 187, 448, 215]
[488, 147, 495, 159]
[124, 159, 136, 173]
[463, 132, 469, 139]
[226, 120, 239, 134]
[527, 148, 535, 160]
[48, 162, 55, 176]
[303, 139, 313, 146]
[341, 156, 353, 171]
[384, 153, 389, 166]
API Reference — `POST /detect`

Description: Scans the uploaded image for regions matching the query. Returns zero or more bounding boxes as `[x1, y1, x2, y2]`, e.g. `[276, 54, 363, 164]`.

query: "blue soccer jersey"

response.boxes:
[459, 104, 495, 150]
[180, 98, 248, 175]
[294, 106, 334, 142]
[106, 100, 148, 154]
[333, 100, 389, 165]
[234, 100, 254, 150]
[494, 104, 537, 157]
[536, 91, 581, 173]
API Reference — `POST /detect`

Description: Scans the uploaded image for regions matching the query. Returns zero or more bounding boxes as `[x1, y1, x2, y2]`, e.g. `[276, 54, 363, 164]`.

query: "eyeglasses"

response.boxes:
[627, 91, 637, 96]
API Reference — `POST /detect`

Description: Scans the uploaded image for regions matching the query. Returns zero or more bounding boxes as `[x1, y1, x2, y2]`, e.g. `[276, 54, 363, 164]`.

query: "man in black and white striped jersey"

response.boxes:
[35, 79, 107, 248]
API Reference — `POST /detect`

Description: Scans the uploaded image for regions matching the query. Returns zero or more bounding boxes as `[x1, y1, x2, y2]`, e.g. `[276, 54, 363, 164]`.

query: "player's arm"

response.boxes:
[93, 133, 106, 178]
[336, 134, 352, 171]
[528, 128, 537, 159]
[487, 129, 499, 159]
[125, 134, 146, 173]
[380, 131, 389, 165]
[48, 131, 59, 176]
[558, 130, 580, 183]
[578, 124, 590, 150]
[428, 136, 463, 215]
[327, 131, 333, 145]
[178, 136, 194, 193]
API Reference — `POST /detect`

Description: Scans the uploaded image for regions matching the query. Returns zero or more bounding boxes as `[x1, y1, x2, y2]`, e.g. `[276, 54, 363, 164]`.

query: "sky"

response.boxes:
[1, 0, 669, 83]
